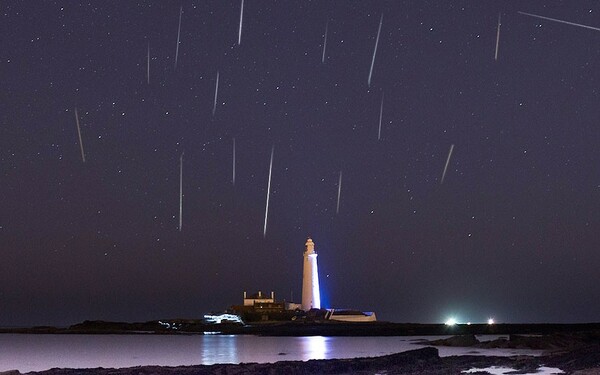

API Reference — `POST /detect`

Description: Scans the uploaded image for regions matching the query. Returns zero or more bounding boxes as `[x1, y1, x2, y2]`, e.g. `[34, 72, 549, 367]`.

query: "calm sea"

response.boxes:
[0, 334, 544, 372]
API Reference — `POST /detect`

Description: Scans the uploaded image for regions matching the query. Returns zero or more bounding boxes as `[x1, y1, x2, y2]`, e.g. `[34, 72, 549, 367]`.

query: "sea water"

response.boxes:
[0, 334, 546, 372]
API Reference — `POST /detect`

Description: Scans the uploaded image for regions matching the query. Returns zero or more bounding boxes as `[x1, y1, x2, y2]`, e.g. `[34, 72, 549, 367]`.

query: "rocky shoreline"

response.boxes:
[2, 345, 598, 375]
[2, 325, 599, 374]
[2, 332, 599, 375]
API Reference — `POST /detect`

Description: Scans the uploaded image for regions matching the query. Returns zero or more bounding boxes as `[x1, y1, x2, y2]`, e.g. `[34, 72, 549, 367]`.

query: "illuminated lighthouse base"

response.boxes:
[302, 238, 321, 311]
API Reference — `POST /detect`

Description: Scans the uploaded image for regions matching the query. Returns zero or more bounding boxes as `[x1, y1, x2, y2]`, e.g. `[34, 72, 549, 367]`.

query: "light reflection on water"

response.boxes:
[0, 334, 545, 372]
[301, 335, 328, 360]
[200, 335, 330, 364]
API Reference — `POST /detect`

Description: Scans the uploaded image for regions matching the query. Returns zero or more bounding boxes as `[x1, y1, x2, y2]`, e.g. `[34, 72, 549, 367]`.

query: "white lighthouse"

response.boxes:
[301, 237, 321, 311]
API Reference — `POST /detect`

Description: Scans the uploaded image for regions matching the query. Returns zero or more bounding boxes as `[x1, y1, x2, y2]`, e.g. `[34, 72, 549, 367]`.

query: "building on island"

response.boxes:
[229, 290, 298, 322]
[326, 309, 377, 322]
[243, 291, 275, 306]
[228, 237, 376, 322]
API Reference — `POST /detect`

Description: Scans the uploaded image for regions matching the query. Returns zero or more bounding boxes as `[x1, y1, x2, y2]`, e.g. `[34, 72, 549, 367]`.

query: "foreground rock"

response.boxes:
[427, 334, 480, 347]
[12, 344, 600, 375]
[427, 331, 600, 352]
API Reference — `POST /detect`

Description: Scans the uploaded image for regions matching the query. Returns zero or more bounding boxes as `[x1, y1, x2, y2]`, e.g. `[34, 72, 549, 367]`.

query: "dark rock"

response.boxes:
[427, 334, 480, 347]
[544, 344, 600, 371]
[479, 332, 598, 351]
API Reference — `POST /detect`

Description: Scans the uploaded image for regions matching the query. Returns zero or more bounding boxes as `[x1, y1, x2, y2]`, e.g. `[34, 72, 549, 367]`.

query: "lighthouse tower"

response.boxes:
[301, 238, 321, 311]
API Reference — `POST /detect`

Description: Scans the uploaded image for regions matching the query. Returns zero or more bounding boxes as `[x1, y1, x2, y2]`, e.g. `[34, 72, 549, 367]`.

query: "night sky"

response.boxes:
[1, 1, 599, 327]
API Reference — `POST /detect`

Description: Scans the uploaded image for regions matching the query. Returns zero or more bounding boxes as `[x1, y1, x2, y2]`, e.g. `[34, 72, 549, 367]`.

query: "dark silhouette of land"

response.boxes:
[2, 320, 600, 336]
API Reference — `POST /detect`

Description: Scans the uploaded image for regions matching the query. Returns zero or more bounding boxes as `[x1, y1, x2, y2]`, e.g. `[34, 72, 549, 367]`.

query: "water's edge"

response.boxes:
[0, 334, 545, 372]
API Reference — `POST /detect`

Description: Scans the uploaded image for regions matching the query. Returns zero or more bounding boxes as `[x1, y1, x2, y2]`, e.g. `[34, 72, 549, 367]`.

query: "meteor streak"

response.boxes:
[147, 42, 150, 84]
[440, 144, 454, 184]
[179, 151, 184, 231]
[232, 138, 236, 185]
[336, 170, 342, 214]
[213, 71, 219, 116]
[368, 13, 383, 87]
[378, 91, 384, 140]
[238, 0, 244, 45]
[322, 21, 328, 64]
[495, 13, 501, 61]
[263, 146, 274, 237]
[174, 6, 182, 69]
[518, 11, 600, 32]
[74, 108, 85, 163]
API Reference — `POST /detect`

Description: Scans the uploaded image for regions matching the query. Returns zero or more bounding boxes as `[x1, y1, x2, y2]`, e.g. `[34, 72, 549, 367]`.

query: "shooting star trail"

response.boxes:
[336, 170, 342, 214]
[213, 71, 219, 116]
[147, 42, 150, 84]
[518, 11, 600, 32]
[440, 144, 454, 184]
[378, 91, 384, 140]
[322, 21, 328, 64]
[495, 13, 501, 61]
[179, 151, 184, 231]
[368, 13, 383, 87]
[238, 0, 244, 45]
[74, 108, 85, 163]
[232, 138, 236, 185]
[263, 146, 274, 237]
[174, 6, 182, 70]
